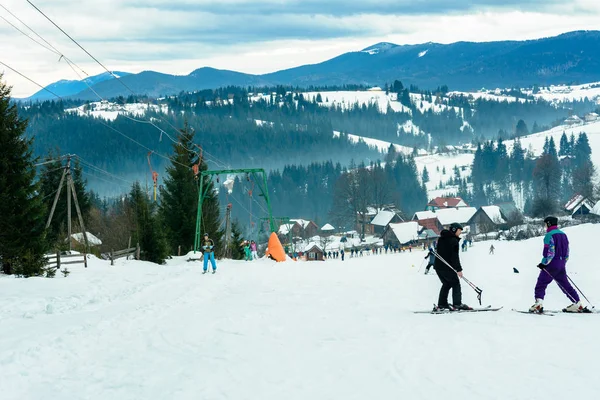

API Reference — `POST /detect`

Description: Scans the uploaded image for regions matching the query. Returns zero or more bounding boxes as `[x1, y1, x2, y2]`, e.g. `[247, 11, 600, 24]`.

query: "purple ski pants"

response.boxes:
[534, 261, 580, 303]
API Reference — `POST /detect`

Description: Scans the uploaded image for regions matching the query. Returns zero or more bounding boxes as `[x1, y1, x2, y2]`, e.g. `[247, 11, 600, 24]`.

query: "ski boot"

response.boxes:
[433, 304, 451, 312]
[451, 304, 473, 311]
[563, 301, 586, 313]
[212, 269, 216, 274]
[529, 299, 544, 313]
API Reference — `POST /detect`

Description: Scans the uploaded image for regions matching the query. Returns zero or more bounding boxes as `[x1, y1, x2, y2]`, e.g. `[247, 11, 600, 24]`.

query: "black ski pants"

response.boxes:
[435, 267, 462, 306]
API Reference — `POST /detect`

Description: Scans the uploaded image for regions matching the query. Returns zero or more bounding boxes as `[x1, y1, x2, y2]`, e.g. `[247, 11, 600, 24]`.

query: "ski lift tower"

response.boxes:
[194, 168, 275, 253]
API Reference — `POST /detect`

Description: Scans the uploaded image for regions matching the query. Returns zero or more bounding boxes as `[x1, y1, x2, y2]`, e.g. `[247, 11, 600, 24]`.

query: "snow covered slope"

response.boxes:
[2, 224, 600, 399]
[505, 120, 600, 169]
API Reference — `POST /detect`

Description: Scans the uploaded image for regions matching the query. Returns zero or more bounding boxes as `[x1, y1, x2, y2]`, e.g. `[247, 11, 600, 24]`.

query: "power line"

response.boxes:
[0, 14, 60, 56]
[0, 3, 89, 76]
[0, 60, 63, 100]
[24, 0, 230, 168]
[26, 0, 136, 95]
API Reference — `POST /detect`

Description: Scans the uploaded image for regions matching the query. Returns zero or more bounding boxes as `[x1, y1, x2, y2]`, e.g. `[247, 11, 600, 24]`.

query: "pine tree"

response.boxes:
[0, 75, 48, 276]
[129, 182, 169, 264]
[422, 166, 430, 183]
[515, 119, 529, 137]
[559, 132, 569, 156]
[160, 123, 221, 255]
[229, 221, 245, 260]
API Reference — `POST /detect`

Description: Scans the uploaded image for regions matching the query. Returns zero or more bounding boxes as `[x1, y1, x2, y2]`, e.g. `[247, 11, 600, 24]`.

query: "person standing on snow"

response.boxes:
[489, 244, 495, 255]
[424, 247, 435, 275]
[250, 240, 258, 260]
[201, 233, 217, 273]
[433, 223, 472, 311]
[529, 216, 586, 313]
[243, 240, 252, 261]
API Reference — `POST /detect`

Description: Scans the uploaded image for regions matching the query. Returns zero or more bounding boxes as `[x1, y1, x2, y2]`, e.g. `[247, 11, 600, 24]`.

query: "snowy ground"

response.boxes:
[2, 224, 599, 399]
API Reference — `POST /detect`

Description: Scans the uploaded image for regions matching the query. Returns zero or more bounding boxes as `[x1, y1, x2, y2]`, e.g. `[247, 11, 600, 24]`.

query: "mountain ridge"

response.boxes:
[21, 30, 600, 101]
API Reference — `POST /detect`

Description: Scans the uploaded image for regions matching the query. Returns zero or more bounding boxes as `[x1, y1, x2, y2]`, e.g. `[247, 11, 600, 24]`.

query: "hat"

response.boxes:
[203, 233, 209, 237]
[543, 216, 558, 227]
[449, 222, 463, 233]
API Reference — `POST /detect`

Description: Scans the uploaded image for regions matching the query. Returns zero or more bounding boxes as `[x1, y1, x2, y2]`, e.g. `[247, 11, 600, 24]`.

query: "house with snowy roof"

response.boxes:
[585, 112, 599, 122]
[370, 209, 404, 235]
[564, 194, 595, 216]
[426, 197, 469, 211]
[320, 223, 336, 234]
[434, 207, 477, 228]
[278, 219, 319, 239]
[67, 232, 102, 251]
[565, 115, 583, 125]
[467, 202, 523, 235]
[303, 242, 324, 261]
[382, 221, 420, 247]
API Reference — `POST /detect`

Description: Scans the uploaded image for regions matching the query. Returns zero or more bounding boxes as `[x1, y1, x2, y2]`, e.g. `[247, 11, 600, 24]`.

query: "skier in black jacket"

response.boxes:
[434, 222, 472, 311]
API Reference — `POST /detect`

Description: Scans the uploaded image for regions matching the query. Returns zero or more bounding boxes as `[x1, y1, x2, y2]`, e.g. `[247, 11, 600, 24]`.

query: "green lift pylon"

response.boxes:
[194, 168, 275, 253]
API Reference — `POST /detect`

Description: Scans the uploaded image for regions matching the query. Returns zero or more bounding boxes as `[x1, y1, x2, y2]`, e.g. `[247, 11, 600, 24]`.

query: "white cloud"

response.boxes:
[0, 0, 599, 97]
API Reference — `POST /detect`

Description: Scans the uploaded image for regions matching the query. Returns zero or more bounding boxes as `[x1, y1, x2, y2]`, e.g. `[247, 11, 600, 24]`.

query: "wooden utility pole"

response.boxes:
[45, 155, 90, 254]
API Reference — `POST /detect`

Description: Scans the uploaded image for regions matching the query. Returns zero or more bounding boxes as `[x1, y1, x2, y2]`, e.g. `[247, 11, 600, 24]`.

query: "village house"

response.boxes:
[584, 112, 599, 122]
[467, 202, 523, 235]
[434, 207, 478, 229]
[320, 223, 336, 235]
[564, 115, 583, 125]
[304, 242, 324, 261]
[382, 221, 420, 247]
[426, 197, 469, 211]
[278, 219, 319, 240]
[370, 209, 404, 236]
[564, 194, 595, 216]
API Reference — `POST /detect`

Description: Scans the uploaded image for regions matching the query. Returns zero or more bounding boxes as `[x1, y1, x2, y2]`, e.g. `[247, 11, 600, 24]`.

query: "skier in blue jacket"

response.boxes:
[202, 233, 217, 274]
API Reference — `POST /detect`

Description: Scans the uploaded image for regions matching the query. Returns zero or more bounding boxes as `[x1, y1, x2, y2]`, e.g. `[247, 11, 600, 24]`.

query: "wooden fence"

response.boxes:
[109, 243, 140, 265]
[45, 251, 88, 269]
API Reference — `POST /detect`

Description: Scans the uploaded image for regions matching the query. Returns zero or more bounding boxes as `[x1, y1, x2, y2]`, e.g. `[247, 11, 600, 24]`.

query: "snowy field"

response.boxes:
[2, 224, 600, 400]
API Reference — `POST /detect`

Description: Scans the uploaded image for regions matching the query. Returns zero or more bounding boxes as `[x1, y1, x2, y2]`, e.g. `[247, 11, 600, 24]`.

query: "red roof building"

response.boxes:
[426, 197, 469, 211]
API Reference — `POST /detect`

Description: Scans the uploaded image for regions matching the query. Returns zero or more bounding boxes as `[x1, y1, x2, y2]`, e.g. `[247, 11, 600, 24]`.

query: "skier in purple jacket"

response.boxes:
[529, 216, 585, 313]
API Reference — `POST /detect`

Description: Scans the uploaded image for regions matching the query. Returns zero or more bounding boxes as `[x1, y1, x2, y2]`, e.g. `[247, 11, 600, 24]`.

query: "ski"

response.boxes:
[512, 309, 555, 316]
[541, 309, 597, 314]
[414, 305, 503, 314]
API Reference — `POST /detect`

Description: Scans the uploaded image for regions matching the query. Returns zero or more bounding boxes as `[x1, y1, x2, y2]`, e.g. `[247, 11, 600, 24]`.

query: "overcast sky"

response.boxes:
[1, 0, 599, 97]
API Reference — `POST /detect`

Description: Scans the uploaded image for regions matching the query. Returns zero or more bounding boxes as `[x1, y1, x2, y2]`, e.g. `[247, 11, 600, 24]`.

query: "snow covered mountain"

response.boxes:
[23, 71, 131, 102]
[26, 30, 600, 100]
[2, 223, 599, 399]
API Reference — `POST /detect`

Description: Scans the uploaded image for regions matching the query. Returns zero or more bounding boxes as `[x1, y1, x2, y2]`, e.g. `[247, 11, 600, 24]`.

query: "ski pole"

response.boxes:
[566, 275, 595, 309]
[431, 249, 483, 305]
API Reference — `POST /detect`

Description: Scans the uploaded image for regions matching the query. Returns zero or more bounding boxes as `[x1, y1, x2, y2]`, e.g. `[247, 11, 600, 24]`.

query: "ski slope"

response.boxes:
[2, 224, 600, 399]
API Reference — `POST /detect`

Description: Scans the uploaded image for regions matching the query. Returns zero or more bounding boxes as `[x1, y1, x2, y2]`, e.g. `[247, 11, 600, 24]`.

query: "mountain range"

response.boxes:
[24, 30, 600, 101]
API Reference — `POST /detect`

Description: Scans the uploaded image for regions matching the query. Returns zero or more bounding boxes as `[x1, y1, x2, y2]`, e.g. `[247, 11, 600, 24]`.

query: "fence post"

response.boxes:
[178, 245, 181, 256]
[83, 252, 88, 268]
[56, 251, 61, 269]
[136, 243, 140, 260]
[111, 249, 114, 266]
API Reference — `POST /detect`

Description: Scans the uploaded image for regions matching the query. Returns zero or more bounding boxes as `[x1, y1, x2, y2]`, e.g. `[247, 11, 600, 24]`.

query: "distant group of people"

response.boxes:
[241, 240, 258, 261]
[324, 250, 344, 261]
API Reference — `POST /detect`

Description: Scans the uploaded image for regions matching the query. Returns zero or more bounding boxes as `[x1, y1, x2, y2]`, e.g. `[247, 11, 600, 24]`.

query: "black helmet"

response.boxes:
[449, 222, 463, 233]
[543, 216, 558, 227]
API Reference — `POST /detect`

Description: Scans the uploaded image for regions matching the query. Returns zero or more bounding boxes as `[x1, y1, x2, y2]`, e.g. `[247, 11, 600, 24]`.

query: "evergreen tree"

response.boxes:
[0, 75, 48, 276]
[129, 182, 169, 264]
[422, 166, 430, 183]
[515, 119, 529, 136]
[228, 221, 245, 260]
[558, 132, 569, 156]
[532, 153, 561, 217]
[160, 123, 221, 254]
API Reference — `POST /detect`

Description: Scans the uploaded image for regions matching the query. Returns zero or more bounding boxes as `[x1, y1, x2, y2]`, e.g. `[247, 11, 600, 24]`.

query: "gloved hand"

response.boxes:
[537, 263, 545, 270]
